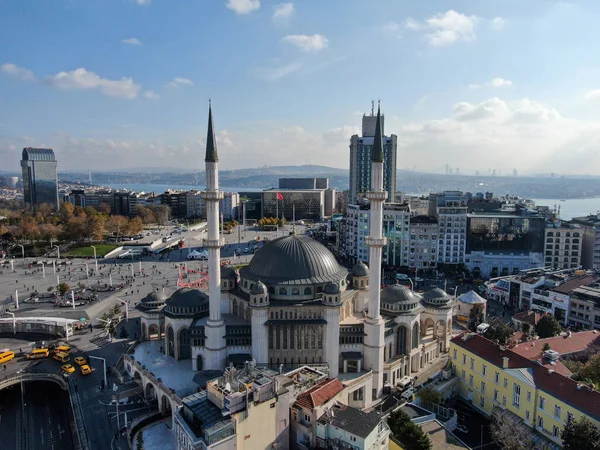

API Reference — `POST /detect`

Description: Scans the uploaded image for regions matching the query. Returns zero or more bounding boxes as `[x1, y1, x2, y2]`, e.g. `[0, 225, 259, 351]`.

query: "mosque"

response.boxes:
[136, 102, 454, 405]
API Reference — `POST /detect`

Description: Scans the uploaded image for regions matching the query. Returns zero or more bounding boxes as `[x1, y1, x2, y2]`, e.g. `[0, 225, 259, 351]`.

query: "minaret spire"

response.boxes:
[205, 100, 219, 163]
[371, 103, 384, 163]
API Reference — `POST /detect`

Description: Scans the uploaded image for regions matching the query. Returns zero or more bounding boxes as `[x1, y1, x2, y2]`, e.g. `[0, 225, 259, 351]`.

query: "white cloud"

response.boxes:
[143, 90, 160, 100]
[122, 38, 142, 45]
[468, 77, 513, 89]
[405, 10, 477, 46]
[226, 0, 260, 15]
[1, 62, 35, 81]
[46, 68, 141, 99]
[255, 61, 303, 81]
[282, 34, 328, 52]
[166, 77, 194, 88]
[491, 17, 505, 30]
[585, 89, 600, 100]
[136, 0, 151, 5]
[273, 3, 294, 24]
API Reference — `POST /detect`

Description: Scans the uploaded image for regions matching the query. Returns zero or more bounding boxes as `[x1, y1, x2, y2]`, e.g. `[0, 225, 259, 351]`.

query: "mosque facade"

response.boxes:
[137, 103, 454, 406]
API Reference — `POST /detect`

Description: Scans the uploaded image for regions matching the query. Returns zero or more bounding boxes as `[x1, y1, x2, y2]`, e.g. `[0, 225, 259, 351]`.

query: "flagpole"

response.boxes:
[276, 193, 279, 232]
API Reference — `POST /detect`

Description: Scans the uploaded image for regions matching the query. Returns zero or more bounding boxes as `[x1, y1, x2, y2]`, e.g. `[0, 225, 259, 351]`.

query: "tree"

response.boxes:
[468, 307, 484, 331]
[535, 314, 562, 338]
[38, 223, 62, 243]
[521, 322, 531, 335]
[490, 414, 534, 450]
[388, 409, 432, 450]
[542, 342, 551, 352]
[576, 353, 600, 388]
[136, 206, 156, 224]
[60, 202, 75, 221]
[86, 215, 106, 241]
[106, 215, 129, 240]
[483, 318, 513, 345]
[416, 386, 441, 406]
[126, 217, 144, 235]
[562, 416, 600, 450]
[98, 202, 112, 215]
[57, 282, 71, 296]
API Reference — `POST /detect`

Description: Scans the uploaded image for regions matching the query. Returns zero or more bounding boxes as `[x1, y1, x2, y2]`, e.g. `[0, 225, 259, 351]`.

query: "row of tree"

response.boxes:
[257, 217, 286, 229]
[0, 202, 172, 244]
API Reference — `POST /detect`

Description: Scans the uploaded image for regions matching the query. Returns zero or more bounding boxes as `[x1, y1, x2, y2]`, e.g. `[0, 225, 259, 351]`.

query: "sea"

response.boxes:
[103, 184, 600, 221]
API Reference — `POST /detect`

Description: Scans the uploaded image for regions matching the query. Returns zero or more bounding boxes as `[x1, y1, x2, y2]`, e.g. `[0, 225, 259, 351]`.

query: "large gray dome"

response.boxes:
[351, 261, 369, 278]
[239, 235, 347, 284]
[221, 265, 237, 279]
[324, 282, 340, 295]
[251, 281, 268, 295]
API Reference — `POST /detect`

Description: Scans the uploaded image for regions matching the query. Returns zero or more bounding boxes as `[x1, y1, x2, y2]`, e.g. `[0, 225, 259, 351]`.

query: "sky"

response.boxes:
[2, 0, 600, 175]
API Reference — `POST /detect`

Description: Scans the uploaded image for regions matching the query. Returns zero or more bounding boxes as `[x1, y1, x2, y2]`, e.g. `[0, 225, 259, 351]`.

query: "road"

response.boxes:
[0, 380, 74, 450]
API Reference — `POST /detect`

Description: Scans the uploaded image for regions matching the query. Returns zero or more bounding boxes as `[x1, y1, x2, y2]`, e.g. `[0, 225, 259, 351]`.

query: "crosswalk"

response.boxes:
[90, 335, 111, 348]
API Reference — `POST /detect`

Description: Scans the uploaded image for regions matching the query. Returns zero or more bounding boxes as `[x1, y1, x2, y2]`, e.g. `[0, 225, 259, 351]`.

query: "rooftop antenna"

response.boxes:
[371, 100, 375, 116]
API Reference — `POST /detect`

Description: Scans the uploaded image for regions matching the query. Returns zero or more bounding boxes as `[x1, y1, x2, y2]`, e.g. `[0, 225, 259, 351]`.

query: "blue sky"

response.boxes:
[2, 0, 600, 175]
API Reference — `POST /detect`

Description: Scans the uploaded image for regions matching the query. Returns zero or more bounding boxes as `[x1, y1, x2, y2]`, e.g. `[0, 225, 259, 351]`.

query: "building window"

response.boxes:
[470, 358, 475, 370]
[554, 405, 561, 419]
[527, 391, 531, 402]
[553, 425, 559, 437]
[304, 413, 311, 422]
[502, 396, 507, 406]
[495, 372, 499, 384]
[480, 381, 486, 394]
[493, 390, 498, 402]
[469, 375, 473, 386]
[482, 365, 487, 377]
[352, 388, 364, 401]
[453, 349, 457, 359]
[480, 396, 485, 408]
[462, 370, 466, 380]
[503, 378, 508, 388]
[513, 384, 521, 408]
[526, 410, 530, 421]
[539, 397, 545, 410]
[538, 416, 544, 429]
[462, 354, 466, 365]
[567, 412, 574, 422]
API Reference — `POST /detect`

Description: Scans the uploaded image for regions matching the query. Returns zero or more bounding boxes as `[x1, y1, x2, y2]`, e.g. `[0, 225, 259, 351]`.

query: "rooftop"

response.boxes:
[295, 378, 344, 410]
[318, 403, 385, 439]
[512, 310, 542, 326]
[552, 275, 598, 294]
[419, 420, 471, 450]
[510, 330, 600, 359]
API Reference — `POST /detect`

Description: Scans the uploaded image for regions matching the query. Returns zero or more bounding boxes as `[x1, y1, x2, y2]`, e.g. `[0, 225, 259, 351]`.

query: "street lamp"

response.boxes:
[85, 263, 89, 279]
[16, 244, 24, 260]
[116, 297, 129, 323]
[53, 245, 60, 260]
[89, 355, 107, 390]
[91, 245, 98, 274]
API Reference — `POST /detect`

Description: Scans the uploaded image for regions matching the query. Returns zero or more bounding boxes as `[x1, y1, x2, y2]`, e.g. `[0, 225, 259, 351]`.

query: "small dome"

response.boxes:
[165, 288, 208, 308]
[351, 261, 369, 278]
[250, 281, 268, 295]
[324, 282, 340, 295]
[141, 291, 166, 305]
[221, 265, 237, 279]
[380, 284, 419, 304]
[422, 288, 453, 307]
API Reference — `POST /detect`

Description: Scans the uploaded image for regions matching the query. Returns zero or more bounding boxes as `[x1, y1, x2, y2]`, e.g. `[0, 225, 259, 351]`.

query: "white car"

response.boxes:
[243, 248, 249, 253]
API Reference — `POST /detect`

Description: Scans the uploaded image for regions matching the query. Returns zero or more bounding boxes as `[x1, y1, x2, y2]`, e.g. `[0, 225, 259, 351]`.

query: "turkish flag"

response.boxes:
[277, 192, 284, 201]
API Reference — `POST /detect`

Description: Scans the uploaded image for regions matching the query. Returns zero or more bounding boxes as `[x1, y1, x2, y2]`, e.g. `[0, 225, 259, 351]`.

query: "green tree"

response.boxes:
[468, 307, 484, 331]
[388, 409, 432, 450]
[562, 417, 600, 450]
[542, 342, 551, 352]
[483, 318, 514, 345]
[521, 322, 531, 335]
[535, 314, 562, 338]
[57, 282, 71, 296]
[577, 353, 600, 387]
[416, 386, 441, 406]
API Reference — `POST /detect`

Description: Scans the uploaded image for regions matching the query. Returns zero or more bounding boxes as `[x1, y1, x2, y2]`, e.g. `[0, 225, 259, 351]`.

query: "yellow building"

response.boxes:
[450, 333, 600, 449]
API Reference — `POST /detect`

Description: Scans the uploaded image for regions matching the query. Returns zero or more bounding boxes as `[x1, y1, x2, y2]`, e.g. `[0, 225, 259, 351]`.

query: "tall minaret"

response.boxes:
[201, 101, 227, 370]
[363, 102, 387, 400]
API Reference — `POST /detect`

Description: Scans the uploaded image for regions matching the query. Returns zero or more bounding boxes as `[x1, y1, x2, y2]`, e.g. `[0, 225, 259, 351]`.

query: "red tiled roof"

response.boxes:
[512, 310, 541, 326]
[451, 333, 600, 420]
[295, 378, 344, 410]
[552, 275, 598, 294]
[510, 330, 600, 360]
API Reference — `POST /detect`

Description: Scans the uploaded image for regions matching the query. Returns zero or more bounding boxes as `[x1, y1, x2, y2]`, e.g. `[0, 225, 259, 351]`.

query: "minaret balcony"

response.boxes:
[365, 236, 387, 247]
[365, 191, 388, 202]
[201, 191, 224, 201]
[203, 238, 225, 248]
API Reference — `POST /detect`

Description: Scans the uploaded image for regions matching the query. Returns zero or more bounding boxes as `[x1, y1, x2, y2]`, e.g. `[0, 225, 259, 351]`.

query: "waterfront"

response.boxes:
[532, 197, 600, 221]
[105, 183, 264, 193]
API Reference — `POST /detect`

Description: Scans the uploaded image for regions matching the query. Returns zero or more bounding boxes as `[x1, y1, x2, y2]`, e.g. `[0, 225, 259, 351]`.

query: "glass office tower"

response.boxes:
[21, 147, 59, 210]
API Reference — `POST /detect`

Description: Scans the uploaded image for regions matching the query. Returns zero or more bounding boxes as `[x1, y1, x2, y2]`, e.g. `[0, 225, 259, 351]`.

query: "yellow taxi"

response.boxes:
[80, 365, 92, 375]
[62, 364, 75, 374]
[74, 356, 87, 366]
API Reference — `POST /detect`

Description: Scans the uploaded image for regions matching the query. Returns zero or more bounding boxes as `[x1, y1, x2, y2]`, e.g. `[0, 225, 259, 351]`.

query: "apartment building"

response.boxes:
[429, 192, 468, 266]
[408, 215, 438, 270]
[571, 214, 600, 270]
[451, 333, 600, 449]
[544, 222, 583, 270]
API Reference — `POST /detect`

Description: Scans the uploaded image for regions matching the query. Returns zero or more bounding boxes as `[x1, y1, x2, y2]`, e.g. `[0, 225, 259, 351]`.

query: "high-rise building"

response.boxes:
[348, 103, 397, 204]
[429, 191, 468, 266]
[21, 147, 59, 210]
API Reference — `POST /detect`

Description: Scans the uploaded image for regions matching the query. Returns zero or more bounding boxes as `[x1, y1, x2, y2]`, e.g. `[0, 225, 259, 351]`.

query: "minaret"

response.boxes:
[363, 103, 387, 400]
[201, 101, 227, 370]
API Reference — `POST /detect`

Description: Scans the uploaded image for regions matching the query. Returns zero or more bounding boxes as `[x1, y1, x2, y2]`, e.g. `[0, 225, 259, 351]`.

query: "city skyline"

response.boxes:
[3, 1, 600, 174]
